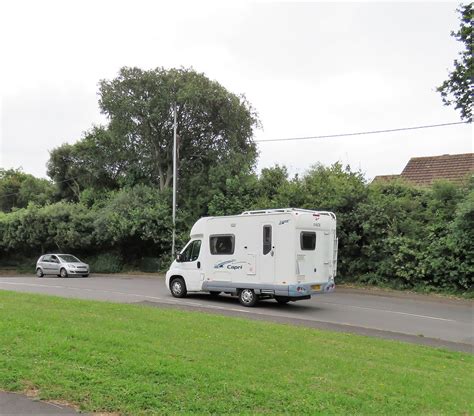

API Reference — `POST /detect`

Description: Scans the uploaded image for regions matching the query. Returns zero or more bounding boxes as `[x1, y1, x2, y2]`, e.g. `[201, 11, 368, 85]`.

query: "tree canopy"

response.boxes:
[438, 3, 473, 122]
[47, 67, 259, 208]
[0, 168, 55, 212]
[98, 67, 259, 191]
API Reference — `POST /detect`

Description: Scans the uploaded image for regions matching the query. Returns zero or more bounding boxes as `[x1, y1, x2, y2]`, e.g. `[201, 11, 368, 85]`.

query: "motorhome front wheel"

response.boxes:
[170, 277, 187, 298]
[239, 289, 258, 307]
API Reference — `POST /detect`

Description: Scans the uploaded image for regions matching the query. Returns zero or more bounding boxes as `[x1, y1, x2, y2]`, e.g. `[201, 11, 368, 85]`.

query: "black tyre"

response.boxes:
[238, 289, 258, 307]
[275, 296, 290, 305]
[209, 291, 220, 297]
[36, 268, 44, 278]
[60, 268, 68, 278]
[82, 274, 89, 278]
[170, 277, 187, 298]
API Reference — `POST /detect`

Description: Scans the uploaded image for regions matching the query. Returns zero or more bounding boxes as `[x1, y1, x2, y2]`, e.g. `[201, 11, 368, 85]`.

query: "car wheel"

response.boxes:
[60, 268, 68, 278]
[275, 296, 290, 305]
[36, 268, 44, 278]
[170, 277, 187, 298]
[239, 289, 258, 307]
[209, 291, 220, 297]
[82, 274, 89, 278]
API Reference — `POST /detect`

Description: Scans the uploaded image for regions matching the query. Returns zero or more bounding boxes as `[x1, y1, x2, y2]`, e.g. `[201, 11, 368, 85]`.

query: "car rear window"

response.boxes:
[58, 255, 80, 263]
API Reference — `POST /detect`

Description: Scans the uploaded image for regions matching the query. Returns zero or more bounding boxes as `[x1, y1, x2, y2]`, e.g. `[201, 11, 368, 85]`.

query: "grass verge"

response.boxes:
[0, 291, 472, 414]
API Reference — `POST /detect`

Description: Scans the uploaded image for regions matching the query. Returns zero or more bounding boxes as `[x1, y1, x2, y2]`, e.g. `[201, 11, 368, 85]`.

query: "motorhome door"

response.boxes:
[317, 230, 332, 280]
[178, 239, 203, 291]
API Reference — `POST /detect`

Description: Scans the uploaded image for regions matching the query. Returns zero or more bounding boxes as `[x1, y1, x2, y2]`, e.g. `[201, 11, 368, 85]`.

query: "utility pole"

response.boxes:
[171, 102, 177, 258]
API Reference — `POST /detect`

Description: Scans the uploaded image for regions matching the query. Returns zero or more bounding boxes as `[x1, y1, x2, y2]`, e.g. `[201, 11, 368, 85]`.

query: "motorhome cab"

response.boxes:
[165, 208, 338, 307]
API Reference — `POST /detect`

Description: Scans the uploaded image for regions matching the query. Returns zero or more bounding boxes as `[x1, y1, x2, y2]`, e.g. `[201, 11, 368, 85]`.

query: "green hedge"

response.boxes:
[0, 166, 472, 293]
[85, 253, 123, 273]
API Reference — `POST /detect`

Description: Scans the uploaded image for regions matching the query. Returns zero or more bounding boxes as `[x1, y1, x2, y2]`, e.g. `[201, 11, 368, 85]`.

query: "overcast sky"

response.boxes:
[0, 0, 472, 181]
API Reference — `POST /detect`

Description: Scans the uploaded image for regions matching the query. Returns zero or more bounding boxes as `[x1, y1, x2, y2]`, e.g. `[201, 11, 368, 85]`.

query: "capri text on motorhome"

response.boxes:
[165, 208, 338, 306]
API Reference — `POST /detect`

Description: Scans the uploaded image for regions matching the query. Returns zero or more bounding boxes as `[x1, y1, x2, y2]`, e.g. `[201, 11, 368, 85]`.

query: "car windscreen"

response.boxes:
[58, 255, 81, 263]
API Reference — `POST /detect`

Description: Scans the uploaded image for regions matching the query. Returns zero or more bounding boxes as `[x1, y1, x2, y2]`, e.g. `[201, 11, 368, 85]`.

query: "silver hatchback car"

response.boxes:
[36, 254, 90, 278]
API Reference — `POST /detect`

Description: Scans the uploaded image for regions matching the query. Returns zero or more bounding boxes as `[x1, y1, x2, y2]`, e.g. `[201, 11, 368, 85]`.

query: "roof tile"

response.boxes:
[400, 153, 473, 185]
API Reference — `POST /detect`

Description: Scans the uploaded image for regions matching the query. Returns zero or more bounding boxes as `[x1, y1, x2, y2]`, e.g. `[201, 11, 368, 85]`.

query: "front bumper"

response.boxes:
[288, 281, 335, 297]
[67, 269, 89, 274]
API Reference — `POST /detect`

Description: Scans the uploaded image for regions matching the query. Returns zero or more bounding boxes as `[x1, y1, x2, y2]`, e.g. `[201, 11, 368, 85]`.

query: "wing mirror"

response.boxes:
[176, 253, 182, 262]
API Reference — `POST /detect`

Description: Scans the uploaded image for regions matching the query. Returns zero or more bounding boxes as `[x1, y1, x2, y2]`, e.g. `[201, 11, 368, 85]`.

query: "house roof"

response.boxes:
[372, 174, 401, 183]
[371, 153, 474, 186]
[400, 153, 473, 186]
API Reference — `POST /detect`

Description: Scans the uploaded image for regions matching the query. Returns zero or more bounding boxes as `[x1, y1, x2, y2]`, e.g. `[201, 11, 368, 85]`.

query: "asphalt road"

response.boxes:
[0, 275, 472, 353]
[0, 391, 81, 415]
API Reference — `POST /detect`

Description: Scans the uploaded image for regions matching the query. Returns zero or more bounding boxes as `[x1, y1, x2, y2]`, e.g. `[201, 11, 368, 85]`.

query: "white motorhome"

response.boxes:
[165, 208, 337, 306]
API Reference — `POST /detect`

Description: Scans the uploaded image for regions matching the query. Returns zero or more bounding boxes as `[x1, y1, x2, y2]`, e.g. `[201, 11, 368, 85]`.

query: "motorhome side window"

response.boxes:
[181, 240, 201, 262]
[263, 225, 272, 255]
[210, 235, 235, 255]
[300, 231, 316, 250]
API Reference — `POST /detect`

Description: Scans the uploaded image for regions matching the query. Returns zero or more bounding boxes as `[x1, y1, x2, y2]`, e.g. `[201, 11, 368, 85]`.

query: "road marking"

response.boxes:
[0, 281, 68, 290]
[0, 281, 166, 300]
[0, 280, 456, 322]
[315, 301, 455, 322]
[0, 281, 250, 312]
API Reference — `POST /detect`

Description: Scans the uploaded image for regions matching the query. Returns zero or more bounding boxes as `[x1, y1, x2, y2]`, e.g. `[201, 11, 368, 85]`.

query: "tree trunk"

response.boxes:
[164, 164, 173, 189]
[158, 164, 165, 191]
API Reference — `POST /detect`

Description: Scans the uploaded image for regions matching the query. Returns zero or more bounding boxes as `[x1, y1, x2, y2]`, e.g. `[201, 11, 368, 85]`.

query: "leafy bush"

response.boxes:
[86, 253, 123, 273]
[137, 257, 161, 273]
[0, 164, 471, 293]
[0, 254, 37, 274]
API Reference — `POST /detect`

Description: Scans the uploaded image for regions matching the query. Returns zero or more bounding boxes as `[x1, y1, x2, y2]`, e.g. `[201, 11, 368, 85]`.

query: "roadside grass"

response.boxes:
[0, 291, 472, 415]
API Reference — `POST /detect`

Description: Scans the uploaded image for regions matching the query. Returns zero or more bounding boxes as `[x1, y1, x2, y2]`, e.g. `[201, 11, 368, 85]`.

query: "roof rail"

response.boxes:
[241, 208, 320, 215]
[240, 208, 336, 219]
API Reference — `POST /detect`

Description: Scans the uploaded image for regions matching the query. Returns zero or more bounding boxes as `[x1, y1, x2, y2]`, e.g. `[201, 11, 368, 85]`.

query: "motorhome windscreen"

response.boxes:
[210, 235, 235, 255]
[300, 232, 316, 250]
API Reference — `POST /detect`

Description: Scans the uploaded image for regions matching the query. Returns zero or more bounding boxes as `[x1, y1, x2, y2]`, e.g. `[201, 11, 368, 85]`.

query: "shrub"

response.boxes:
[86, 253, 123, 273]
[137, 257, 161, 273]
[0, 167, 472, 293]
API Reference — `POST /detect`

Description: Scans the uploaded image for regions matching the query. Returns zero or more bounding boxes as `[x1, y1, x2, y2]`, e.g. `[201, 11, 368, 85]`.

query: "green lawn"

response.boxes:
[0, 291, 472, 415]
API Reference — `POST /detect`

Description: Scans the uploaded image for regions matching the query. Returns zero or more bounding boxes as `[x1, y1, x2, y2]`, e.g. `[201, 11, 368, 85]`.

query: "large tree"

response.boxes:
[98, 67, 259, 191]
[438, 3, 473, 122]
[47, 127, 131, 200]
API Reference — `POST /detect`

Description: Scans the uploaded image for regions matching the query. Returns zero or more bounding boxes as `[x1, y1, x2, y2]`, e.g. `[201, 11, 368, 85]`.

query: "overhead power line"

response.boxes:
[255, 121, 470, 143]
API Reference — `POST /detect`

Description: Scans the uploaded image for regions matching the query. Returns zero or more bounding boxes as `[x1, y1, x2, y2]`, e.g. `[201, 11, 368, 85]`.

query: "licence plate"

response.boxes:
[311, 284, 321, 291]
